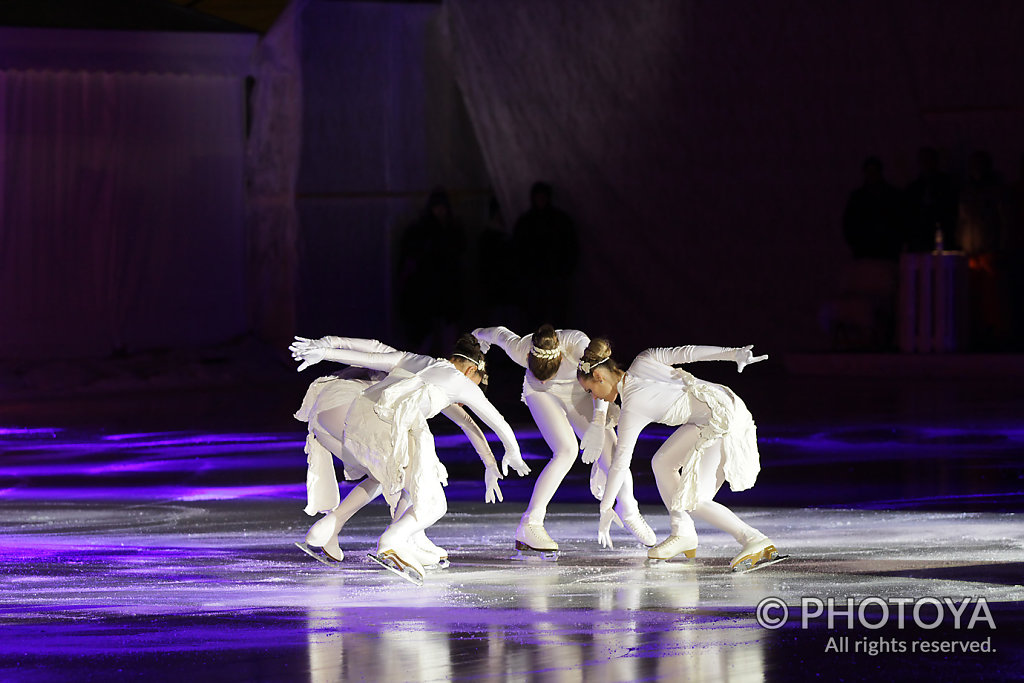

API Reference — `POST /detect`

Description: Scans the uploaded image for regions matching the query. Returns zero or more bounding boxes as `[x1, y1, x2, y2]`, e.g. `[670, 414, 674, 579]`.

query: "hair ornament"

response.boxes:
[530, 345, 561, 360]
[578, 357, 609, 374]
[453, 353, 486, 373]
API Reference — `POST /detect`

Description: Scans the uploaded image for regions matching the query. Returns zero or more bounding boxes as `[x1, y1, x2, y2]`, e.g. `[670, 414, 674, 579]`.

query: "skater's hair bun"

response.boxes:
[528, 324, 561, 381]
[576, 338, 621, 380]
[450, 333, 488, 389]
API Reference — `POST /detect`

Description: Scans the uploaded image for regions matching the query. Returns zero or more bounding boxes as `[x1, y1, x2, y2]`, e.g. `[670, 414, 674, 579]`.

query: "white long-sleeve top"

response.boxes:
[472, 326, 609, 420]
[602, 346, 760, 512]
[318, 338, 520, 463]
[312, 338, 497, 468]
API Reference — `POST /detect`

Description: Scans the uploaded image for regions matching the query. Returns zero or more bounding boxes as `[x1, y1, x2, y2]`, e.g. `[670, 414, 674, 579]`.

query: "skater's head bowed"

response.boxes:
[528, 324, 562, 381]
[450, 333, 488, 388]
[577, 338, 623, 401]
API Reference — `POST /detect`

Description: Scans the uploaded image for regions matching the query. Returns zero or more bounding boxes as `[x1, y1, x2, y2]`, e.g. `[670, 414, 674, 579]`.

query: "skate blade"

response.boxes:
[646, 548, 696, 564]
[512, 544, 561, 561]
[295, 542, 341, 566]
[435, 558, 450, 569]
[733, 549, 789, 574]
[367, 552, 424, 586]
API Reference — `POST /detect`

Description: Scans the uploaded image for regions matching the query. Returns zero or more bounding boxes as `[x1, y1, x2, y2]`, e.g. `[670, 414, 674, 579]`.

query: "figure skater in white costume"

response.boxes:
[292, 336, 506, 568]
[472, 324, 656, 555]
[292, 333, 530, 583]
[576, 338, 780, 571]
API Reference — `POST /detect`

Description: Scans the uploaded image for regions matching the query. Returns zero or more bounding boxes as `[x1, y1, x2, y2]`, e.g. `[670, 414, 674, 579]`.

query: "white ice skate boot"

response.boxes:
[730, 536, 780, 572]
[412, 531, 449, 569]
[616, 504, 657, 547]
[369, 539, 426, 586]
[513, 516, 559, 560]
[646, 533, 698, 563]
[295, 512, 344, 564]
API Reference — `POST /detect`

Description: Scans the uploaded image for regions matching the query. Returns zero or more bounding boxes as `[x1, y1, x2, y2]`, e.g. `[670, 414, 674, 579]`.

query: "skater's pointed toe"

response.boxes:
[730, 537, 777, 572]
[647, 534, 698, 561]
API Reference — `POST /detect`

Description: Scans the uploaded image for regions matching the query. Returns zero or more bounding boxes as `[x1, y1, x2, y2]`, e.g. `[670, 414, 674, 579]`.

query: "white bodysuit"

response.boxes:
[473, 326, 641, 523]
[312, 340, 520, 519]
[295, 339, 498, 515]
[602, 346, 763, 544]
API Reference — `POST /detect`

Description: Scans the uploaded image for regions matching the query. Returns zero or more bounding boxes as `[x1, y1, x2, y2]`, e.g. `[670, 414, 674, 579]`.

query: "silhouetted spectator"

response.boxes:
[904, 147, 959, 252]
[1007, 153, 1024, 348]
[478, 196, 518, 326]
[958, 151, 1009, 348]
[842, 156, 904, 260]
[395, 188, 466, 353]
[957, 150, 1004, 256]
[513, 182, 578, 327]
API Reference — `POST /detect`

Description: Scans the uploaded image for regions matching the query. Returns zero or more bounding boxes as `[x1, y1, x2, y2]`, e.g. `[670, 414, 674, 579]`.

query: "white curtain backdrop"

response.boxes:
[0, 69, 247, 359]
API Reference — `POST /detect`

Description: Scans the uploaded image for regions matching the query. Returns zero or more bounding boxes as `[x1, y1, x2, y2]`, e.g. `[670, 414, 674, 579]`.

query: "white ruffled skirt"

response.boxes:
[659, 375, 760, 512]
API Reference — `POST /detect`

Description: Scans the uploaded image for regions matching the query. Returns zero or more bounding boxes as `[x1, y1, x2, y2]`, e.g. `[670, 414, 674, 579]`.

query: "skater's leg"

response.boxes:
[377, 475, 447, 577]
[307, 478, 382, 542]
[647, 425, 702, 560]
[689, 441, 763, 544]
[521, 392, 580, 524]
[650, 424, 700, 518]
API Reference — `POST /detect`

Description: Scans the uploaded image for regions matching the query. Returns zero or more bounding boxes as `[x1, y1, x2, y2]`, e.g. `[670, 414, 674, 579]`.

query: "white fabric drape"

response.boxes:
[0, 69, 247, 358]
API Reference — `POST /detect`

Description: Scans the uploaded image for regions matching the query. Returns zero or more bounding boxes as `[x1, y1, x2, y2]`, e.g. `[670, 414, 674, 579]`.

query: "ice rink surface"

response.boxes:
[1, 368, 1023, 681]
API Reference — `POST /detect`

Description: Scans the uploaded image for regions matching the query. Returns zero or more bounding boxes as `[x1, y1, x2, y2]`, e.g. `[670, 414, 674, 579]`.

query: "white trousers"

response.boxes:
[522, 390, 639, 524]
[314, 403, 445, 550]
[650, 400, 762, 546]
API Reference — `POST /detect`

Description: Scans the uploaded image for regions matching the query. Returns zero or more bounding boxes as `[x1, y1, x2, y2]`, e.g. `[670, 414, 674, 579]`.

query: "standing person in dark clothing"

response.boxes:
[842, 156, 905, 260]
[395, 189, 466, 354]
[904, 147, 959, 253]
[513, 182, 579, 327]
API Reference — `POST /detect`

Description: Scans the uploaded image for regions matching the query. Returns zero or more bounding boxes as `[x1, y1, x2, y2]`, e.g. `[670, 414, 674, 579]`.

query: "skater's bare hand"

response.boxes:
[597, 507, 623, 549]
[580, 423, 605, 464]
[735, 345, 768, 373]
[295, 348, 326, 372]
[484, 465, 503, 503]
[502, 452, 530, 477]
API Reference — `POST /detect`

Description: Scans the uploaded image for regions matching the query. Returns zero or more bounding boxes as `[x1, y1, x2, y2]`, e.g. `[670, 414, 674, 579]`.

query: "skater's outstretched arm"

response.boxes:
[440, 404, 503, 503]
[454, 383, 530, 477]
[641, 345, 768, 373]
[471, 326, 533, 367]
[292, 335, 397, 354]
[293, 344, 408, 373]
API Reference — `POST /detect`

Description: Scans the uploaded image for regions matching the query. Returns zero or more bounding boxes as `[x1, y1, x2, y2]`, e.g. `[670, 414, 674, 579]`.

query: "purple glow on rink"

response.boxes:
[2, 400, 1023, 680]
[0, 426, 62, 436]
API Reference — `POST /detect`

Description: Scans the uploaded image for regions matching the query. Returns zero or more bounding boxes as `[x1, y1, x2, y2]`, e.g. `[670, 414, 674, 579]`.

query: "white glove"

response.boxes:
[597, 506, 623, 549]
[589, 461, 606, 501]
[295, 348, 326, 372]
[735, 345, 768, 373]
[470, 329, 491, 354]
[501, 451, 531, 477]
[484, 465, 503, 504]
[580, 423, 606, 465]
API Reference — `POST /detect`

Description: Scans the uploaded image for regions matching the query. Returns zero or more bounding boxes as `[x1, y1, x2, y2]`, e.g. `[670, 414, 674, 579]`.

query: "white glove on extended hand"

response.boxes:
[470, 329, 490, 354]
[501, 452, 531, 477]
[580, 423, 606, 465]
[295, 348, 326, 372]
[484, 465, 503, 504]
[735, 345, 768, 373]
[597, 507, 624, 549]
